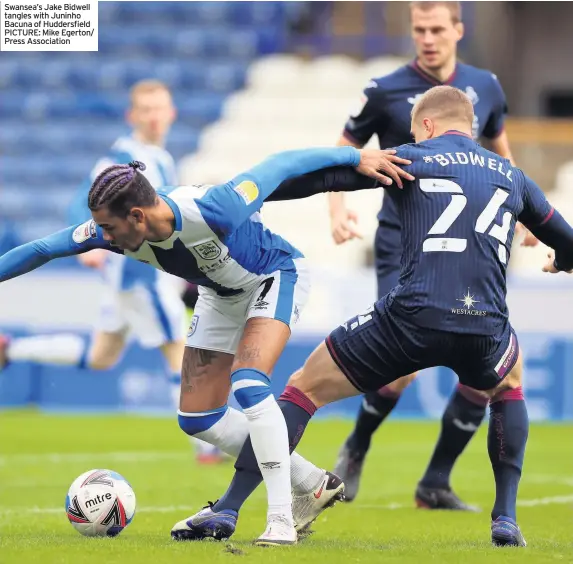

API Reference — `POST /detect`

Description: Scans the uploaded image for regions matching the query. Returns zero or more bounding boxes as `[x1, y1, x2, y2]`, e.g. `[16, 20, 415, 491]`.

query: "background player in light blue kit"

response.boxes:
[204, 86, 573, 548]
[0, 144, 410, 545]
[0, 80, 225, 463]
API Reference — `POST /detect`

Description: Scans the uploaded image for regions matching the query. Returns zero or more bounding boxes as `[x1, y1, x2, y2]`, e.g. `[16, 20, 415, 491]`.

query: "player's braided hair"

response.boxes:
[88, 161, 157, 217]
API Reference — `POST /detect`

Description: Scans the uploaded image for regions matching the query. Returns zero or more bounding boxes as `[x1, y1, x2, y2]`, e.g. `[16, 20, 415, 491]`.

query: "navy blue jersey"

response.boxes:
[343, 61, 508, 250]
[385, 131, 552, 336]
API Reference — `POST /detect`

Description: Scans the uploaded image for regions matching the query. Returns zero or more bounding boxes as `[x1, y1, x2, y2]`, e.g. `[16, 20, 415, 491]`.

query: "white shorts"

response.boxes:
[97, 273, 187, 349]
[186, 259, 310, 354]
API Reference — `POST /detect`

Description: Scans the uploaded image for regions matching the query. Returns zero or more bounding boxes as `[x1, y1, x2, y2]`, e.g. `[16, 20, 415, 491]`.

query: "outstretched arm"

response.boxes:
[518, 175, 573, 272]
[196, 147, 361, 234]
[266, 167, 379, 202]
[0, 220, 117, 283]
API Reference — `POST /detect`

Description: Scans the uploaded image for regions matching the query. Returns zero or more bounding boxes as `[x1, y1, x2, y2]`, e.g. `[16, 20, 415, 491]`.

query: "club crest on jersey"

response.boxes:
[72, 220, 97, 244]
[407, 93, 424, 105]
[234, 181, 259, 205]
[465, 86, 479, 105]
[188, 315, 199, 337]
[193, 241, 222, 260]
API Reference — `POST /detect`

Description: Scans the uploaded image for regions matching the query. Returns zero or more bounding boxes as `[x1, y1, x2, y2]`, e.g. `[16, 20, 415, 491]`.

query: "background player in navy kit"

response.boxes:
[330, 1, 538, 508]
[210, 86, 573, 547]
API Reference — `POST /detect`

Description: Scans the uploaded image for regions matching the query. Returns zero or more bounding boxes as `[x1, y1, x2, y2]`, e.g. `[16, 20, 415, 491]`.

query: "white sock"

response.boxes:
[7, 334, 86, 366]
[194, 405, 321, 491]
[242, 395, 292, 523]
[194, 405, 249, 457]
[290, 456, 325, 494]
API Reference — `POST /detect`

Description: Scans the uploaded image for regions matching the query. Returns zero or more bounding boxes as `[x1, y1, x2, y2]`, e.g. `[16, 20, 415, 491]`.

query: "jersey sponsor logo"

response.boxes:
[72, 220, 97, 244]
[187, 315, 199, 337]
[451, 288, 487, 317]
[234, 180, 259, 205]
[193, 240, 222, 260]
[198, 253, 232, 274]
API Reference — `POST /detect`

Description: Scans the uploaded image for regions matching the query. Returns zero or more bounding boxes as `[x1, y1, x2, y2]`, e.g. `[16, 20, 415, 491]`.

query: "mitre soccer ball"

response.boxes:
[65, 469, 136, 537]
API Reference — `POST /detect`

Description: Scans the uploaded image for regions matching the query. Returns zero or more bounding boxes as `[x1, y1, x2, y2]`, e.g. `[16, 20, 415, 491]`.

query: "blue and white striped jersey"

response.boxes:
[0, 147, 361, 295]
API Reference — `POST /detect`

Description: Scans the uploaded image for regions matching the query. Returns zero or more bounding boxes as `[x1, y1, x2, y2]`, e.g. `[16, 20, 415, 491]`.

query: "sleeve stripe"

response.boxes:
[540, 207, 555, 226]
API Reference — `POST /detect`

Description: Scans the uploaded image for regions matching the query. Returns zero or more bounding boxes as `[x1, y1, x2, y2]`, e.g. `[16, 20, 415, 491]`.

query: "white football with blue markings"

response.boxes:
[65, 469, 136, 537]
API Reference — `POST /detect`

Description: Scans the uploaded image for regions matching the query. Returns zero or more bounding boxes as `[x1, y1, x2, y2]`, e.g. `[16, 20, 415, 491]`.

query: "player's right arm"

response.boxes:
[517, 174, 573, 273]
[329, 80, 391, 245]
[0, 220, 118, 283]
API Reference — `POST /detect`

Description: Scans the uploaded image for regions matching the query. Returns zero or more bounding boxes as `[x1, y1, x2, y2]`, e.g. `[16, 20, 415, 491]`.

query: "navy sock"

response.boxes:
[213, 386, 316, 513]
[346, 388, 400, 455]
[488, 387, 528, 521]
[420, 384, 488, 489]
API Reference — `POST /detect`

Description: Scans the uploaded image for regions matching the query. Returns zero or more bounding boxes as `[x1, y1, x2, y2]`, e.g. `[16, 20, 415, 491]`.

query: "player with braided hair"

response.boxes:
[0, 81, 225, 464]
[0, 145, 412, 545]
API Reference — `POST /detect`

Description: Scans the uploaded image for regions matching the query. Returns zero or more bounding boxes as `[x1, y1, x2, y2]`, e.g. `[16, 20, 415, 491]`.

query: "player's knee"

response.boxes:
[231, 368, 271, 410]
[178, 405, 228, 437]
[286, 368, 305, 389]
[384, 372, 417, 394]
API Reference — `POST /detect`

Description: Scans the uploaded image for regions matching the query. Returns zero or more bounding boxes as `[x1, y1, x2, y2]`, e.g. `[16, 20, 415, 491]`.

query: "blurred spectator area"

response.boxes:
[0, 1, 572, 272]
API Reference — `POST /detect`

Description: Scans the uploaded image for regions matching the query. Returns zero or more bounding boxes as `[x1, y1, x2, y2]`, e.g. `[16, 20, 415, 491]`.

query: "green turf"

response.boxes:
[0, 409, 571, 563]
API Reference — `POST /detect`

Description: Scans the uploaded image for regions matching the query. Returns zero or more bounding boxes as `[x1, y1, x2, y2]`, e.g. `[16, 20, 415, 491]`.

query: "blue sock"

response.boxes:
[420, 385, 487, 489]
[488, 388, 528, 521]
[178, 406, 228, 437]
[213, 386, 316, 513]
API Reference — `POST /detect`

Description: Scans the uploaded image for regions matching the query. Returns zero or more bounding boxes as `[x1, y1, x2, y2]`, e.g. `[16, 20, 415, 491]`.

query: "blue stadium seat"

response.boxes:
[1, 187, 75, 220]
[1, 1, 293, 249]
[16, 219, 69, 244]
[175, 94, 225, 126]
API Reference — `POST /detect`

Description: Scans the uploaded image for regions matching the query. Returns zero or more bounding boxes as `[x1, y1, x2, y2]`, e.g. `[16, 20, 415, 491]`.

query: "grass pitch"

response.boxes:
[0, 409, 571, 563]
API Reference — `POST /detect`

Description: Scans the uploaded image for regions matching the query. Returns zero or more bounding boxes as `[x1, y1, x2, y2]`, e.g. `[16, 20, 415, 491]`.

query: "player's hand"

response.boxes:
[542, 251, 572, 274]
[515, 222, 540, 247]
[330, 207, 362, 245]
[356, 149, 415, 189]
[77, 249, 107, 269]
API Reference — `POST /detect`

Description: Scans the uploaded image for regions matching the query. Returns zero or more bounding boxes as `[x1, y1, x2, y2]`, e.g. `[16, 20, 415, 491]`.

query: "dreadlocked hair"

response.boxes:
[88, 161, 157, 217]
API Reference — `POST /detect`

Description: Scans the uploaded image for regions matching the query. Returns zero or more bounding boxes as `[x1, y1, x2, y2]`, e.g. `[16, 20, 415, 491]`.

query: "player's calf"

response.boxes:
[484, 351, 528, 542]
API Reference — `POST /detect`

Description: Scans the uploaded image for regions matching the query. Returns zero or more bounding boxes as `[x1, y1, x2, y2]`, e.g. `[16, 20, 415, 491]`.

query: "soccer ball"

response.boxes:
[65, 469, 136, 537]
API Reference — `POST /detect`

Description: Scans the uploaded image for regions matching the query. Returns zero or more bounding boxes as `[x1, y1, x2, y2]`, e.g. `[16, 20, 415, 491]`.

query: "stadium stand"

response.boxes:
[0, 1, 306, 245]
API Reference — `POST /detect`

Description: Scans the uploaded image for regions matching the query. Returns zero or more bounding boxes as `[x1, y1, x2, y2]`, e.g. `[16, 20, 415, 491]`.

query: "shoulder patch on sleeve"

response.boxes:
[234, 181, 259, 205]
[73, 220, 97, 244]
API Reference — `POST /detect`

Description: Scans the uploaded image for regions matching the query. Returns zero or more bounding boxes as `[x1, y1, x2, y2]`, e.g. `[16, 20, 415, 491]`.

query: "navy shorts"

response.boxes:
[326, 296, 519, 393]
[374, 223, 401, 299]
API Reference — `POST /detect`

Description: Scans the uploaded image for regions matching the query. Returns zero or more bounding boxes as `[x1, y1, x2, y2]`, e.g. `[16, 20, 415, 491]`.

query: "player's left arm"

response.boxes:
[195, 147, 360, 234]
[518, 174, 573, 273]
[0, 220, 117, 283]
[197, 147, 413, 232]
[267, 146, 414, 202]
[267, 167, 379, 202]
